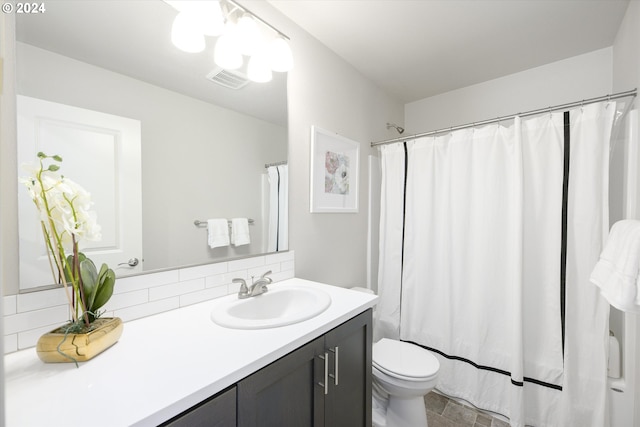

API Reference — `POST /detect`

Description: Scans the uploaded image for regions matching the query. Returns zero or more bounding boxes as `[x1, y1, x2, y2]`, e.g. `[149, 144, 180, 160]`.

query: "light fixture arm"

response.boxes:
[225, 0, 290, 40]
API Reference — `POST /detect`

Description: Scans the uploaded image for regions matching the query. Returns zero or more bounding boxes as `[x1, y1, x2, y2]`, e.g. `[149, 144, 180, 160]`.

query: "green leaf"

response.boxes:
[48, 165, 60, 172]
[37, 152, 46, 158]
[80, 258, 98, 310]
[63, 255, 74, 284]
[52, 155, 63, 162]
[98, 263, 108, 278]
[63, 253, 89, 284]
[92, 266, 115, 311]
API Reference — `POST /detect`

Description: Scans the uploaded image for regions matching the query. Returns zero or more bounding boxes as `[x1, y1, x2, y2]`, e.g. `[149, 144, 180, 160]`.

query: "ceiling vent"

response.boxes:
[206, 67, 250, 90]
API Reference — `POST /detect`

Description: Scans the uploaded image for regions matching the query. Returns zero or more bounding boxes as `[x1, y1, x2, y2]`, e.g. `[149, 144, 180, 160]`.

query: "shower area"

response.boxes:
[369, 90, 638, 426]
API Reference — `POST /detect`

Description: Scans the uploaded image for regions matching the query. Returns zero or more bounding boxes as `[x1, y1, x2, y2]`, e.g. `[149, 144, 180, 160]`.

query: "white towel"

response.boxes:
[230, 218, 250, 246]
[590, 220, 640, 312]
[207, 219, 229, 249]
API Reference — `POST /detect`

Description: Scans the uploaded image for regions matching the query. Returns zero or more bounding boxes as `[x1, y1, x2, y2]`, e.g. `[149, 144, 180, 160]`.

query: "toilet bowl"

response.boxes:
[372, 338, 440, 427]
[349, 287, 440, 426]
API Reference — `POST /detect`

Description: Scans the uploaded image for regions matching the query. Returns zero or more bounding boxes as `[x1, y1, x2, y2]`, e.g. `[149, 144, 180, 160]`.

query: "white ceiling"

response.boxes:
[269, 0, 630, 104]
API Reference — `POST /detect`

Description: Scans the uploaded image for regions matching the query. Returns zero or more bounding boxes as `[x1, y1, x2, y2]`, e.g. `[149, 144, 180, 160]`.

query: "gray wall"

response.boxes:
[405, 47, 613, 132]
[257, 3, 404, 288]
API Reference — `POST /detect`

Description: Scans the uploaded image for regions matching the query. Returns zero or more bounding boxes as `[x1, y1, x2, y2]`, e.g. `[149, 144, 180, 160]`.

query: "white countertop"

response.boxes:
[4, 278, 378, 427]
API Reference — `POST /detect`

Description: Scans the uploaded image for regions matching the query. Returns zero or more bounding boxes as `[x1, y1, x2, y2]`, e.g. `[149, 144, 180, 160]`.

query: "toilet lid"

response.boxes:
[373, 338, 439, 379]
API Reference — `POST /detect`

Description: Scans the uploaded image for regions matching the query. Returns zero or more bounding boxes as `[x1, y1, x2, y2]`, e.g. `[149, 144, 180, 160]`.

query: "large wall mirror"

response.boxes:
[15, 1, 288, 291]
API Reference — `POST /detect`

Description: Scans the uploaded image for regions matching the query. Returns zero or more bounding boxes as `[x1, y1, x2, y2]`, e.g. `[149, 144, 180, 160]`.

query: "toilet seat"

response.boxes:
[373, 338, 440, 380]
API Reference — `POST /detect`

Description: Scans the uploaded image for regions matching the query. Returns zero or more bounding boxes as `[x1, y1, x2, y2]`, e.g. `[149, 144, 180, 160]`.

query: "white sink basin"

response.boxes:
[210, 285, 332, 329]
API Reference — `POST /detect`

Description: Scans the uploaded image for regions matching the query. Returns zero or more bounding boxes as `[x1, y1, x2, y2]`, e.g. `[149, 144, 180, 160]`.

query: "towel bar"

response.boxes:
[194, 219, 255, 228]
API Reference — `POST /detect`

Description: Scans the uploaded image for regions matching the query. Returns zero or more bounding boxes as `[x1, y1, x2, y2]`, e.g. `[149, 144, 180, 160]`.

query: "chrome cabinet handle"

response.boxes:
[329, 346, 339, 386]
[118, 258, 139, 267]
[318, 352, 329, 395]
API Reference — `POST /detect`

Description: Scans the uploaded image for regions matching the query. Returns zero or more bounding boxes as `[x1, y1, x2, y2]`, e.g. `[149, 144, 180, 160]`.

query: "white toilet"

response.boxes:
[350, 287, 440, 426]
[372, 338, 440, 427]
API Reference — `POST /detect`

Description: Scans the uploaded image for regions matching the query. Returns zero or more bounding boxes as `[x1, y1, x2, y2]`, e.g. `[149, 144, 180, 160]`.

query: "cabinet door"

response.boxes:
[161, 386, 236, 427]
[324, 309, 373, 427]
[237, 337, 325, 427]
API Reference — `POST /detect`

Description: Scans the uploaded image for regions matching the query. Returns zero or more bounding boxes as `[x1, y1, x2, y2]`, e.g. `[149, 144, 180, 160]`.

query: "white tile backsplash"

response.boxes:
[103, 289, 149, 312]
[4, 334, 18, 353]
[113, 270, 180, 294]
[149, 278, 204, 301]
[4, 295, 17, 316]
[179, 285, 228, 307]
[113, 297, 180, 323]
[4, 305, 69, 335]
[228, 256, 267, 272]
[205, 272, 232, 288]
[178, 262, 228, 281]
[17, 287, 68, 312]
[248, 262, 281, 278]
[3, 251, 295, 354]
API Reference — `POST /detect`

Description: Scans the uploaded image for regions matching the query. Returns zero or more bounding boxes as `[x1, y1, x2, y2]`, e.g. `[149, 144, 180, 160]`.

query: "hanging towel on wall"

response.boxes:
[590, 219, 640, 312]
[231, 218, 251, 246]
[207, 219, 229, 249]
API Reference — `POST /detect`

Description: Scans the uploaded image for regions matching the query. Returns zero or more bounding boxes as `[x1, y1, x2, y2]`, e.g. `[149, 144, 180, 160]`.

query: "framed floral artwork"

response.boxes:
[310, 125, 360, 213]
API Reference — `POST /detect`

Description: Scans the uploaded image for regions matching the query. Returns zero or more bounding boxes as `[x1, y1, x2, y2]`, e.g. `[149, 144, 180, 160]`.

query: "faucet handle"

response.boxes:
[233, 278, 249, 296]
[261, 270, 273, 284]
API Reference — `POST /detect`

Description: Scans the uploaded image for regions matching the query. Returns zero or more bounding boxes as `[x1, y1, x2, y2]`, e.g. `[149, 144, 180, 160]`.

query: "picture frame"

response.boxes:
[310, 125, 360, 213]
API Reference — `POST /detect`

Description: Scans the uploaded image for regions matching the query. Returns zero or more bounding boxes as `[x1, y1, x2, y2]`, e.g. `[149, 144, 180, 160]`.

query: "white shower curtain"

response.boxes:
[267, 165, 288, 252]
[377, 102, 614, 426]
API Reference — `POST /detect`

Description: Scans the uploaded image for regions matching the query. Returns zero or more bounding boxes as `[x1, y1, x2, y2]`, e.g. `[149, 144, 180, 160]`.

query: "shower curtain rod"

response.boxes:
[371, 88, 637, 147]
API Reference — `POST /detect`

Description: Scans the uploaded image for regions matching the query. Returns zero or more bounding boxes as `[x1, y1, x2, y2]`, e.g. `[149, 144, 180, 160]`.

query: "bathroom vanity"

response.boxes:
[4, 279, 377, 426]
[164, 310, 371, 426]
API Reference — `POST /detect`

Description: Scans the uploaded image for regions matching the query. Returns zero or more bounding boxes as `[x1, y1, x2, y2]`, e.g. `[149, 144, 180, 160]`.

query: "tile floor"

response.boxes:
[425, 392, 510, 427]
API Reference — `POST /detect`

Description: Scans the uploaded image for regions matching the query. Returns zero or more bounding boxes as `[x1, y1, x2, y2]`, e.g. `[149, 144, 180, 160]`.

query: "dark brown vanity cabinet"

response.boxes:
[163, 309, 372, 427]
[323, 309, 372, 427]
[162, 386, 237, 427]
[237, 309, 373, 427]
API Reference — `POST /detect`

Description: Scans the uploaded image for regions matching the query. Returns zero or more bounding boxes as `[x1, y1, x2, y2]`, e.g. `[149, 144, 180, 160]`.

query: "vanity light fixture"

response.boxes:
[165, 0, 293, 83]
[236, 12, 262, 56]
[171, 11, 207, 53]
[214, 21, 243, 70]
[247, 49, 273, 83]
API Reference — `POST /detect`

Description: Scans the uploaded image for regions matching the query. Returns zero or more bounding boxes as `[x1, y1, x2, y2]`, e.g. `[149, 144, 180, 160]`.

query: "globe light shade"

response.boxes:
[236, 13, 262, 56]
[214, 27, 243, 70]
[247, 51, 273, 83]
[171, 12, 205, 53]
[269, 36, 293, 72]
[198, 1, 225, 36]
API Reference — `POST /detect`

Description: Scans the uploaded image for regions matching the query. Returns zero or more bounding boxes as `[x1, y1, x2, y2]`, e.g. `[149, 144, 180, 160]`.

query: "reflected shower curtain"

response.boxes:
[267, 165, 288, 252]
[377, 102, 614, 426]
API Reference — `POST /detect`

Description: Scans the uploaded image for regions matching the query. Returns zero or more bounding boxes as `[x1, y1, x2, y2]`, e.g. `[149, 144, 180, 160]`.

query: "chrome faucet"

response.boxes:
[235, 270, 272, 299]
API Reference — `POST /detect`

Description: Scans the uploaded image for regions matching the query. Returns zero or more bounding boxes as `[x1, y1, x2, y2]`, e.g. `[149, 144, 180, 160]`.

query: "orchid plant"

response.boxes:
[21, 152, 115, 330]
